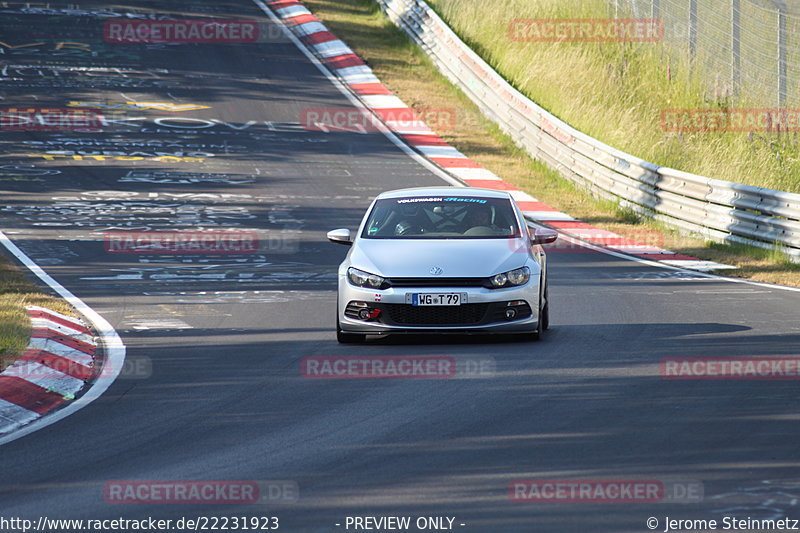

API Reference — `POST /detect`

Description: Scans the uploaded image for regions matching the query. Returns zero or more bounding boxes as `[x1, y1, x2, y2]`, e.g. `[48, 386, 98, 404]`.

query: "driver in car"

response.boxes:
[462, 204, 499, 234]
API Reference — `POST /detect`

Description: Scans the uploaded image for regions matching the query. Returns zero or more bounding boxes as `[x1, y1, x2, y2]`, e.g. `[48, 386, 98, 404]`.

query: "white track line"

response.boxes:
[0, 231, 126, 446]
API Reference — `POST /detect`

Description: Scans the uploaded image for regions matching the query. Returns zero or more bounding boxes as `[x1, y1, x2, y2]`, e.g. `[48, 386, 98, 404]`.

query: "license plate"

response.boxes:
[409, 293, 466, 306]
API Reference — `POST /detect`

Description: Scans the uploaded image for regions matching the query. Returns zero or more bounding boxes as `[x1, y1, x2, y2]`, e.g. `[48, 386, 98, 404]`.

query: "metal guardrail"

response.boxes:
[376, 0, 800, 260]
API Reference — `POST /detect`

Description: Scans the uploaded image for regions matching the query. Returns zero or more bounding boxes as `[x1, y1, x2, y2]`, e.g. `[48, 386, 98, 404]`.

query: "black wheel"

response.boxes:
[541, 278, 550, 331]
[336, 318, 365, 344]
[530, 276, 549, 341]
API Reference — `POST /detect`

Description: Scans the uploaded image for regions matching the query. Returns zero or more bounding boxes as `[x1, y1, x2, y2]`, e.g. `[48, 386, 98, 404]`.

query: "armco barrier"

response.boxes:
[375, 0, 800, 261]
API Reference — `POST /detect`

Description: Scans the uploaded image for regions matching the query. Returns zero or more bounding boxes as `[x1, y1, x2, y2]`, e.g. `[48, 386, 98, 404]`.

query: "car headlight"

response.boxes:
[489, 266, 530, 288]
[347, 267, 389, 289]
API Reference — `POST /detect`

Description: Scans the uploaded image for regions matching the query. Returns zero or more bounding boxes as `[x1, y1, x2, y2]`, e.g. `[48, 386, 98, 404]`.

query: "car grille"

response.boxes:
[385, 303, 489, 325]
[387, 277, 486, 288]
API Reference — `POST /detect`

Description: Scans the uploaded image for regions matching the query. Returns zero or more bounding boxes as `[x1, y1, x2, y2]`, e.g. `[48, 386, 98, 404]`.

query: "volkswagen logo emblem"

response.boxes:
[429, 266, 443, 276]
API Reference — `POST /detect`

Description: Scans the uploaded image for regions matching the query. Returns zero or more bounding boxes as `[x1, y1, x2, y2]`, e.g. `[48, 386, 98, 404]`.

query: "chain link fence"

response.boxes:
[614, 0, 800, 107]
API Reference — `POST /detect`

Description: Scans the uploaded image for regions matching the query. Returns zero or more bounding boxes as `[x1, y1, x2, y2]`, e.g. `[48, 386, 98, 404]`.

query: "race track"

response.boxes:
[1, 2, 800, 532]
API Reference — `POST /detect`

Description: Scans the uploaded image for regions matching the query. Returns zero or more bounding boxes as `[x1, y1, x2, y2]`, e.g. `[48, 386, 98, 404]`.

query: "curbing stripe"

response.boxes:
[372, 107, 414, 121]
[568, 228, 625, 239]
[507, 191, 537, 202]
[301, 31, 338, 46]
[627, 249, 679, 255]
[293, 21, 326, 36]
[383, 120, 434, 134]
[0, 307, 99, 438]
[613, 246, 674, 254]
[0, 376, 66, 415]
[30, 329, 95, 355]
[401, 133, 450, 146]
[362, 95, 408, 108]
[323, 54, 365, 69]
[0, 399, 38, 433]
[27, 337, 93, 367]
[548, 220, 601, 229]
[433, 158, 482, 168]
[268, 0, 302, 8]
[446, 168, 502, 181]
[27, 307, 91, 334]
[313, 40, 353, 58]
[30, 314, 92, 335]
[17, 349, 93, 381]
[0, 305, 100, 434]
[516, 201, 557, 212]
[336, 65, 378, 82]
[339, 71, 380, 85]
[350, 82, 393, 95]
[529, 212, 576, 221]
[415, 145, 468, 158]
[30, 319, 95, 345]
[282, 13, 318, 26]
[0, 231, 125, 446]
[633, 253, 697, 261]
[2, 362, 85, 399]
[276, 6, 311, 19]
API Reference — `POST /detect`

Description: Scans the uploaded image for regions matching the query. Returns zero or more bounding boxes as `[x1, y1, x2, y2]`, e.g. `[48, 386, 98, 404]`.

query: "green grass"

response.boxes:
[427, 0, 800, 194]
[0, 255, 75, 371]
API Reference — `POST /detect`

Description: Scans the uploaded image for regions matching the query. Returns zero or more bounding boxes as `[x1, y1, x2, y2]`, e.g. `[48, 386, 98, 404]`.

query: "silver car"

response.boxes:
[327, 187, 558, 343]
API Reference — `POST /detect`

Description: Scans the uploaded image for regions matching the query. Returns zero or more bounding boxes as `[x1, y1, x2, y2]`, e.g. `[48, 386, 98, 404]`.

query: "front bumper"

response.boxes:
[338, 280, 540, 335]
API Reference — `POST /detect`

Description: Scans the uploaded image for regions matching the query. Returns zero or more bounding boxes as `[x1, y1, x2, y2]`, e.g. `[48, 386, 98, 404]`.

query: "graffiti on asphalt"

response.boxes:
[118, 170, 255, 185]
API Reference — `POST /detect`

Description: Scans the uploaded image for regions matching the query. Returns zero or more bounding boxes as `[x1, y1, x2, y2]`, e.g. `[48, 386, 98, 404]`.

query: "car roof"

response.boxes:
[376, 187, 512, 200]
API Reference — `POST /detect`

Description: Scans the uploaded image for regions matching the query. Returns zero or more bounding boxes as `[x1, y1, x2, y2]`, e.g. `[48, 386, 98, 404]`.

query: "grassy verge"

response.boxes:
[0, 254, 76, 371]
[427, 0, 800, 195]
[302, 0, 800, 287]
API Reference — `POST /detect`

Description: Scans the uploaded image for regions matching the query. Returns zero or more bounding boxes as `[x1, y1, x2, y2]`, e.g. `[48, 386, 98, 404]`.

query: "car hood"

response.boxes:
[350, 238, 531, 278]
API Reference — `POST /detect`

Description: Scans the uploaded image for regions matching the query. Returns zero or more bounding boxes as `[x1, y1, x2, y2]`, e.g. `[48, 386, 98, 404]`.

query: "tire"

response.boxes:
[541, 279, 550, 331]
[530, 276, 549, 341]
[337, 318, 365, 344]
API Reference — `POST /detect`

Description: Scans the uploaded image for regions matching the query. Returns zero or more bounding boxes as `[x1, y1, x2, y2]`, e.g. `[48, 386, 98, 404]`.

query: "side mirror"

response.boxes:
[327, 228, 353, 245]
[530, 228, 558, 245]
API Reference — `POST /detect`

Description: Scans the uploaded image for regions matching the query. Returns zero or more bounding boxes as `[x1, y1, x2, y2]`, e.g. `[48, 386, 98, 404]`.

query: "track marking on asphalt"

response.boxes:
[123, 318, 193, 330]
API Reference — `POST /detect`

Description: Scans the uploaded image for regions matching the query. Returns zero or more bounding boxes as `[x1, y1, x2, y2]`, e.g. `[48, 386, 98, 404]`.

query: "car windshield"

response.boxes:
[361, 196, 521, 239]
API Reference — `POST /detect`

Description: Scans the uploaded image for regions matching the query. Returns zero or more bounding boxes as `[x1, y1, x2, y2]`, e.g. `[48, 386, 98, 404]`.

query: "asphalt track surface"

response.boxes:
[1, 2, 800, 532]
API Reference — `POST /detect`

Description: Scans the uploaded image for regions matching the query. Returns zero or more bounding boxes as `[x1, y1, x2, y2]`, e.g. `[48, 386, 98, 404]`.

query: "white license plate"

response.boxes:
[409, 293, 466, 306]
